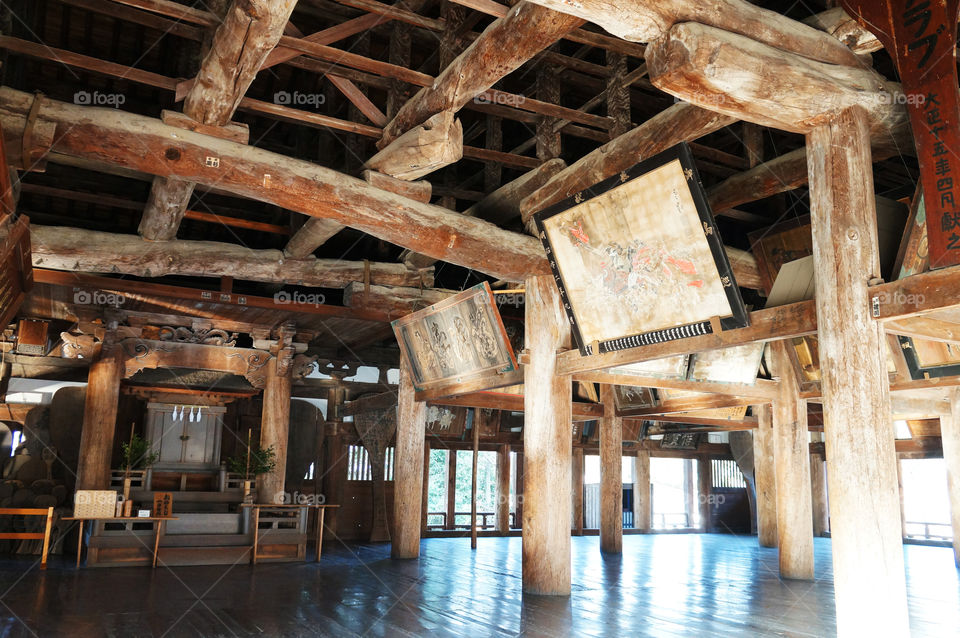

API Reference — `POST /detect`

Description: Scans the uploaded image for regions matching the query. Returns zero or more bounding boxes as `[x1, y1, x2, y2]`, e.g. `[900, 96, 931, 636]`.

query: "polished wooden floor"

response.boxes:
[0, 535, 956, 636]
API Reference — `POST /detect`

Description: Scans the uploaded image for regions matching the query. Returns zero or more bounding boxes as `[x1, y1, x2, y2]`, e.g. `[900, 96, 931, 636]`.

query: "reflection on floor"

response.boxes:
[0, 534, 956, 636]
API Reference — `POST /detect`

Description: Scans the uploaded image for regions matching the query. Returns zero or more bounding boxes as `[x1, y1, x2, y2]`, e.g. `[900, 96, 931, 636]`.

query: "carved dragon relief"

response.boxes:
[227, 350, 272, 389]
[119, 338, 275, 389]
[158, 325, 238, 347]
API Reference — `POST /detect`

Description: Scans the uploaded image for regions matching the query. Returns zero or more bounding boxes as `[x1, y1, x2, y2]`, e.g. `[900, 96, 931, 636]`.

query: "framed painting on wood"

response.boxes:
[392, 282, 518, 392]
[533, 143, 749, 356]
[897, 336, 960, 380]
[425, 405, 467, 437]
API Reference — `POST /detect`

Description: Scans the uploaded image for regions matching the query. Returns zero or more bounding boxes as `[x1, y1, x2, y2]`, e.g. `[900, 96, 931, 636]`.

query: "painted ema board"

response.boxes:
[392, 282, 518, 393]
[534, 143, 748, 356]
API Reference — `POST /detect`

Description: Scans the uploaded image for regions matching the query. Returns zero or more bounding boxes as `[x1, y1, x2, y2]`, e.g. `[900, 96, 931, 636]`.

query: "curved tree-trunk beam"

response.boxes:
[0, 87, 546, 282]
[30, 226, 433, 289]
[141, 0, 297, 242]
[519, 102, 735, 223]
[379, 2, 584, 147]
[646, 23, 906, 136]
[283, 218, 347, 259]
[184, 0, 298, 125]
[524, 0, 859, 66]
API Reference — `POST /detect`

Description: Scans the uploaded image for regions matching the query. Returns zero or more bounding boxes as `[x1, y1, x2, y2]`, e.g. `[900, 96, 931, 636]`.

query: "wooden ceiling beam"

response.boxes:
[519, 102, 735, 224]
[139, 0, 297, 242]
[31, 269, 393, 322]
[646, 23, 905, 136]
[571, 371, 777, 400]
[524, 0, 858, 66]
[30, 225, 430, 289]
[19, 183, 291, 236]
[379, 2, 586, 147]
[447, 0, 645, 58]
[0, 87, 547, 281]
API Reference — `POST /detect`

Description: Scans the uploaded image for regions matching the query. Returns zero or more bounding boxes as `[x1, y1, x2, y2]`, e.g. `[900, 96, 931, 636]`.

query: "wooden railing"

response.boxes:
[0, 507, 54, 569]
[426, 512, 515, 530]
[904, 521, 953, 541]
[653, 512, 692, 530]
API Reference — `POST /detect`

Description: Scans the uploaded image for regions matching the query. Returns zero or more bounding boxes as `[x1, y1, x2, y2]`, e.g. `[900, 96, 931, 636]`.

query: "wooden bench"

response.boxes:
[0, 507, 54, 569]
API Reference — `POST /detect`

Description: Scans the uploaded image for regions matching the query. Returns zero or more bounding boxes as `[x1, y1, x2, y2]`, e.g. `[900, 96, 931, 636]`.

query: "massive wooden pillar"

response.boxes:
[516, 451, 524, 530]
[633, 450, 651, 532]
[522, 274, 572, 595]
[496, 443, 511, 534]
[445, 450, 457, 530]
[683, 460, 696, 528]
[808, 106, 908, 636]
[76, 345, 122, 490]
[754, 404, 777, 547]
[943, 390, 960, 565]
[770, 340, 814, 579]
[393, 359, 426, 559]
[698, 456, 712, 532]
[421, 440, 431, 535]
[572, 447, 584, 535]
[599, 385, 622, 553]
[811, 450, 829, 537]
[259, 357, 291, 504]
[323, 385, 346, 536]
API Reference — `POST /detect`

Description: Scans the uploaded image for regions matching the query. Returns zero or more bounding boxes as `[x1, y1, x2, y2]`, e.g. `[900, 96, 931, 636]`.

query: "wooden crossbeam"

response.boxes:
[0, 87, 547, 281]
[379, 2, 586, 147]
[524, 0, 858, 66]
[571, 371, 777, 400]
[29, 225, 429, 289]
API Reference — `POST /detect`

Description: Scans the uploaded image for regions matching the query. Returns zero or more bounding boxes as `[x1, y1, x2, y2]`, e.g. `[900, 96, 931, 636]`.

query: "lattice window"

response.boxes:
[711, 459, 747, 489]
[346, 445, 395, 481]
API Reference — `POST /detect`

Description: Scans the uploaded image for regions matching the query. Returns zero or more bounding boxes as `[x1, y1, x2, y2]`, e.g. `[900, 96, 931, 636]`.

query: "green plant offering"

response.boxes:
[226, 444, 277, 478]
[121, 433, 159, 470]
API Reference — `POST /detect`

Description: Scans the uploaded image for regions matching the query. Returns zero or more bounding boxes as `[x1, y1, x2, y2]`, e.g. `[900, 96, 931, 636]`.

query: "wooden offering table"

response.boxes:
[63, 516, 178, 568]
[240, 504, 339, 564]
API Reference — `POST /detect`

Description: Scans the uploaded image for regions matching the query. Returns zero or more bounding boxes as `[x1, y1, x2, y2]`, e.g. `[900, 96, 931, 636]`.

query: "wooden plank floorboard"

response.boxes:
[0, 535, 955, 636]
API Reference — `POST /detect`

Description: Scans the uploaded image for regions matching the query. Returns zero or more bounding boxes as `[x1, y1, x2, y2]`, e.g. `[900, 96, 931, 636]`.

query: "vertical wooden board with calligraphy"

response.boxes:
[153, 492, 173, 517]
[841, 0, 960, 268]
